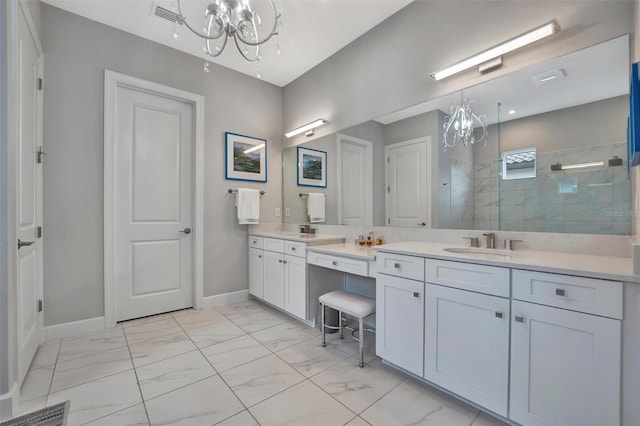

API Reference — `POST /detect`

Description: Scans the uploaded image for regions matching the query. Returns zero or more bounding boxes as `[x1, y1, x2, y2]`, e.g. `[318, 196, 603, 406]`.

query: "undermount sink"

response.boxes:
[443, 247, 513, 259]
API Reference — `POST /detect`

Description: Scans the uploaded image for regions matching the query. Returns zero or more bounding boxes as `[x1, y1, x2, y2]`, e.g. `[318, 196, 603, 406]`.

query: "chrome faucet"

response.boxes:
[504, 239, 522, 251]
[462, 236, 479, 248]
[482, 233, 495, 249]
[299, 224, 311, 234]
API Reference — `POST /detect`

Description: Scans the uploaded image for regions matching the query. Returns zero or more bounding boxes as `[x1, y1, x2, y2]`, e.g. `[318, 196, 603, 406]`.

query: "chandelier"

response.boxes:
[166, 0, 282, 77]
[442, 93, 487, 150]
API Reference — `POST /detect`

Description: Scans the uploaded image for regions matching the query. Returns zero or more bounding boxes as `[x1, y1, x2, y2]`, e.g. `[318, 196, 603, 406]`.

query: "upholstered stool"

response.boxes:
[319, 290, 375, 367]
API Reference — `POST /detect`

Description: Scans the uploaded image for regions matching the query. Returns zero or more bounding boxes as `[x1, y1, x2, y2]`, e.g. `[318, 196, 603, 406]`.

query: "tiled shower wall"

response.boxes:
[472, 142, 630, 235]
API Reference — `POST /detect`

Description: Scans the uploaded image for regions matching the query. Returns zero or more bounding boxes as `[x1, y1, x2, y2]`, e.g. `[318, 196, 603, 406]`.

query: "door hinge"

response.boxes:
[37, 78, 43, 91]
[387, 185, 390, 193]
[37, 226, 42, 238]
[387, 157, 389, 163]
[388, 218, 391, 225]
[38, 300, 43, 312]
[37, 147, 46, 164]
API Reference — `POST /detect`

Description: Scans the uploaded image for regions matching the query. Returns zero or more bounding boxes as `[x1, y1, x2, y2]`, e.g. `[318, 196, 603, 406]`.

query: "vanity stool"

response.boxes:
[319, 290, 375, 367]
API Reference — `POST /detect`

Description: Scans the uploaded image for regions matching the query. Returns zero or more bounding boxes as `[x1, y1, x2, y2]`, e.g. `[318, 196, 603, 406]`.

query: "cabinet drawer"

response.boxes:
[264, 238, 285, 253]
[285, 241, 306, 258]
[512, 270, 622, 319]
[249, 236, 264, 249]
[307, 252, 368, 277]
[377, 252, 425, 281]
[425, 259, 510, 297]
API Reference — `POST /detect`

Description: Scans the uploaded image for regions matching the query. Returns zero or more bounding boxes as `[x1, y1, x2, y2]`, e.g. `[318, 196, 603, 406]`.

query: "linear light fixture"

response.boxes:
[431, 21, 560, 81]
[285, 119, 328, 138]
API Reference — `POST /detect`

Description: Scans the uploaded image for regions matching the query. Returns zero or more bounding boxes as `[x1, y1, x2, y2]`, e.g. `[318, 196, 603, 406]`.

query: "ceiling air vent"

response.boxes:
[151, 2, 183, 24]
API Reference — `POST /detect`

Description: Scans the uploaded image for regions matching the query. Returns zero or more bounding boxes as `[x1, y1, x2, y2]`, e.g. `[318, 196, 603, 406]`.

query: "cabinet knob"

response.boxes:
[283, 260, 287, 264]
[495, 312, 503, 319]
[515, 315, 525, 323]
[278, 259, 282, 263]
[332, 261, 337, 266]
[253, 240, 257, 244]
[258, 255, 262, 258]
[555, 288, 566, 297]
[291, 247, 296, 251]
[394, 263, 401, 269]
[413, 292, 420, 298]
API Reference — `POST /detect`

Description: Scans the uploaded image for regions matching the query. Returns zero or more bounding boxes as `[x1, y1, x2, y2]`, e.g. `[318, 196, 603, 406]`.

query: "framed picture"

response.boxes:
[297, 147, 327, 187]
[225, 132, 267, 182]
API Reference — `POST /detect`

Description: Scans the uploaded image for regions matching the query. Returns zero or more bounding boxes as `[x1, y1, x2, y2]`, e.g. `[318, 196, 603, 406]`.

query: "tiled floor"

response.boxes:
[16, 299, 508, 426]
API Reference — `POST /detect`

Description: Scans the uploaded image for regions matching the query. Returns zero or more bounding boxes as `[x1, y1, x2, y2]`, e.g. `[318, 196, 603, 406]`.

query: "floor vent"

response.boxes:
[1, 401, 69, 426]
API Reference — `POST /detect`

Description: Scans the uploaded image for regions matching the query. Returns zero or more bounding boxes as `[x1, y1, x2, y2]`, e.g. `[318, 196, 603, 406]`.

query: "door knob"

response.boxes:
[179, 227, 192, 235]
[18, 239, 34, 250]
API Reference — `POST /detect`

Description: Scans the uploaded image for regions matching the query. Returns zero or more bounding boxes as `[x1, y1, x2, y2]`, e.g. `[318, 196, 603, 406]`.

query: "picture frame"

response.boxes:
[297, 146, 327, 187]
[225, 132, 267, 182]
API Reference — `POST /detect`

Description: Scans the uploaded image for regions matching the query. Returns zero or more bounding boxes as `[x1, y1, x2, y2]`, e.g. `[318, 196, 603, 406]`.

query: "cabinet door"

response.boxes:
[376, 274, 424, 376]
[263, 250, 285, 309]
[510, 300, 621, 426]
[284, 254, 306, 319]
[249, 248, 264, 299]
[424, 284, 509, 416]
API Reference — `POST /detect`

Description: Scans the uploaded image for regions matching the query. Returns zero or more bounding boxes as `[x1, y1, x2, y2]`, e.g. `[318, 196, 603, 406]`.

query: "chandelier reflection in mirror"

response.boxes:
[170, 0, 282, 78]
[442, 93, 488, 151]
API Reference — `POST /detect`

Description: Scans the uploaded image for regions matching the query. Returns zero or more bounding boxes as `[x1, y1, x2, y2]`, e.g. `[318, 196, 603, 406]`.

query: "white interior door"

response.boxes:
[16, 4, 43, 384]
[385, 137, 431, 227]
[337, 134, 373, 226]
[113, 85, 194, 322]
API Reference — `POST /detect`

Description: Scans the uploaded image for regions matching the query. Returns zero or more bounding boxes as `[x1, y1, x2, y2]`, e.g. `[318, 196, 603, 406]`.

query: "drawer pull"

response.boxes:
[413, 292, 420, 298]
[332, 261, 338, 266]
[555, 288, 566, 297]
[291, 247, 296, 251]
[253, 240, 257, 244]
[278, 259, 282, 263]
[394, 263, 401, 269]
[258, 255, 262, 258]
[515, 315, 525, 323]
[495, 312, 503, 319]
[283, 260, 287, 264]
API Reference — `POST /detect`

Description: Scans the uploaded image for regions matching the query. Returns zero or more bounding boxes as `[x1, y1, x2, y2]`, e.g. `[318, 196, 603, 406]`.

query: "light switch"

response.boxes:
[275, 207, 281, 217]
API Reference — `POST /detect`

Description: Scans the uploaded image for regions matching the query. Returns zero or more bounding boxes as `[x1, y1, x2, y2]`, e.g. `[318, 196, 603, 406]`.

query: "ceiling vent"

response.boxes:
[531, 68, 566, 86]
[150, 2, 182, 24]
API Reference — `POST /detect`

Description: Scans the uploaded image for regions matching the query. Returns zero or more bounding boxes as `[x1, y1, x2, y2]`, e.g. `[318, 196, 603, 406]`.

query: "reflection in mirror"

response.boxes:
[282, 35, 630, 235]
[502, 149, 536, 180]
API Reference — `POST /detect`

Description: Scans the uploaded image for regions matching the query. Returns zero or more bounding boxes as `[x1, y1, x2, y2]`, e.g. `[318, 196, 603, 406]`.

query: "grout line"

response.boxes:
[121, 322, 152, 426]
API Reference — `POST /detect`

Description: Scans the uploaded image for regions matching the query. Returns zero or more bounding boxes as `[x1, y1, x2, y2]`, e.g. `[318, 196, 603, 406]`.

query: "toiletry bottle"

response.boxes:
[366, 230, 373, 247]
[376, 236, 384, 246]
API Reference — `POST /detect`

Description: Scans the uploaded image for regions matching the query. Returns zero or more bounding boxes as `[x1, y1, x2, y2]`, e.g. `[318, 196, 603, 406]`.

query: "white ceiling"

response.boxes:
[375, 35, 629, 126]
[41, 0, 414, 87]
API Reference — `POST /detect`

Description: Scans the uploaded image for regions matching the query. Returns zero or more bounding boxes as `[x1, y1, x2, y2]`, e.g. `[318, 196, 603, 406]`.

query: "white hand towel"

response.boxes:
[236, 188, 260, 225]
[307, 193, 325, 223]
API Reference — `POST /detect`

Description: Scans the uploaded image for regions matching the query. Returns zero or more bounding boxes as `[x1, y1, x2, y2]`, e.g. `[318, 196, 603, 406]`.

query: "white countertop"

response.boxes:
[305, 243, 377, 261]
[375, 242, 640, 283]
[250, 231, 345, 245]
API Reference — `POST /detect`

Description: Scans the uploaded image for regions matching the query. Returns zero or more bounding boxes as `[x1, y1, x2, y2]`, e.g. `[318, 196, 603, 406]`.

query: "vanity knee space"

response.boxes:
[375, 251, 622, 426]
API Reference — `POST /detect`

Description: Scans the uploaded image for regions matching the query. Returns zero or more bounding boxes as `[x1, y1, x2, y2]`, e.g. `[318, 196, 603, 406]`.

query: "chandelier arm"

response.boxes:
[234, 35, 260, 62]
[204, 36, 228, 58]
[176, 0, 226, 40]
[235, 0, 281, 46]
[442, 116, 457, 148]
[471, 112, 488, 142]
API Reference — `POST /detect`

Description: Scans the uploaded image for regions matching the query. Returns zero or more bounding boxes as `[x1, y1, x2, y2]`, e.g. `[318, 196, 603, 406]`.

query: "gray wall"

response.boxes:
[283, 1, 634, 148]
[42, 4, 283, 326]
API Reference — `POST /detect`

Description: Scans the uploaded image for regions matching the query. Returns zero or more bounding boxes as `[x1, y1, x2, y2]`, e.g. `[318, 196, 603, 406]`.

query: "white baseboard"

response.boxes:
[0, 382, 18, 421]
[201, 290, 249, 309]
[43, 316, 106, 342]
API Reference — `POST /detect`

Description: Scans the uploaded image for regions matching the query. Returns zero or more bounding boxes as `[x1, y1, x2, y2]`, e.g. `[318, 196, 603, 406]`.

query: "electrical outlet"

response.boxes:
[275, 207, 281, 217]
[285, 207, 290, 217]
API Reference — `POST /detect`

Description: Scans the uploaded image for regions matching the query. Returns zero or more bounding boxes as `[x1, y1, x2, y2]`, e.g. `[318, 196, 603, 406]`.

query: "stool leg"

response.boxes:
[321, 304, 326, 347]
[358, 317, 364, 368]
[339, 311, 344, 339]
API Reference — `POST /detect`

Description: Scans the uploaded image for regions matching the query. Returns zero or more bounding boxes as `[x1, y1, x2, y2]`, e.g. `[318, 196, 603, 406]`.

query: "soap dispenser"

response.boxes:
[366, 230, 374, 247]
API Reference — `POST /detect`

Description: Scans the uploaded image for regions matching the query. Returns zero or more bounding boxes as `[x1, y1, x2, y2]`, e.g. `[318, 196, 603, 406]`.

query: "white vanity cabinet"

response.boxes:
[510, 270, 622, 426]
[263, 249, 285, 309]
[376, 253, 425, 377]
[248, 248, 264, 298]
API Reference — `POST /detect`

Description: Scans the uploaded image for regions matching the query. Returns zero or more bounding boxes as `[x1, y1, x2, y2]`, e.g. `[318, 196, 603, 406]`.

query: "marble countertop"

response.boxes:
[376, 242, 640, 283]
[250, 231, 345, 245]
[305, 243, 377, 261]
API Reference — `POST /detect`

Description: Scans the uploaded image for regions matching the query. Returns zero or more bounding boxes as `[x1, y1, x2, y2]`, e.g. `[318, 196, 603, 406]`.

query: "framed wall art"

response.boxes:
[225, 132, 267, 182]
[297, 146, 327, 187]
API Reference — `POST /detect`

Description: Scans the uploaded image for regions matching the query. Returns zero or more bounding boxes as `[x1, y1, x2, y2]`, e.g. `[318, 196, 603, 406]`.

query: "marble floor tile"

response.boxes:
[345, 416, 372, 426]
[251, 322, 315, 352]
[310, 358, 404, 414]
[128, 330, 196, 368]
[50, 345, 133, 393]
[226, 309, 286, 333]
[471, 412, 510, 426]
[58, 328, 126, 363]
[214, 410, 259, 426]
[46, 369, 142, 426]
[84, 403, 150, 426]
[30, 341, 60, 369]
[172, 308, 226, 331]
[14, 396, 46, 416]
[185, 320, 246, 349]
[123, 317, 182, 345]
[220, 353, 305, 407]
[19, 365, 54, 402]
[250, 380, 355, 426]
[360, 379, 479, 426]
[276, 339, 349, 378]
[136, 350, 216, 400]
[145, 376, 244, 426]
[120, 313, 173, 329]
[200, 335, 271, 373]
[215, 300, 265, 316]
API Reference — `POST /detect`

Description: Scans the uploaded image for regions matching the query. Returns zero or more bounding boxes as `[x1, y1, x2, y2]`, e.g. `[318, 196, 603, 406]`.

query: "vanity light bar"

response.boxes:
[550, 161, 604, 171]
[285, 119, 328, 138]
[431, 21, 560, 81]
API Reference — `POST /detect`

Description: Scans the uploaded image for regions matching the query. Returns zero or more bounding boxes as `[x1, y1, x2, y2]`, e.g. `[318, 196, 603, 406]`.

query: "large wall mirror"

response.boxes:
[282, 35, 630, 235]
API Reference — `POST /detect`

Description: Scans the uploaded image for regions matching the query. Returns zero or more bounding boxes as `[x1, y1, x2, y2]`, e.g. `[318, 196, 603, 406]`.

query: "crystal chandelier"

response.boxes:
[442, 93, 487, 150]
[170, 0, 282, 77]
